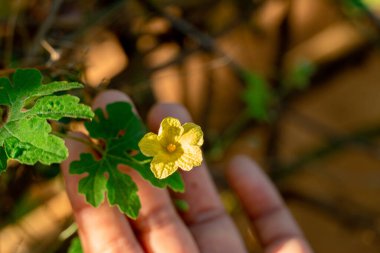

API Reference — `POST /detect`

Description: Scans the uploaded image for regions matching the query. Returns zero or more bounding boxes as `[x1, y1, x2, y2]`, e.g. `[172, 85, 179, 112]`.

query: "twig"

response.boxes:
[25, 0, 64, 65]
[286, 107, 340, 138]
[3, 0, 22, 67]
[52, 131, 104, 155]
[283, 189, 380, 241]
[265, 0, 291, 172]
[41, 40, 61, 62]
[63, 0, 127, 42]
[138, 0, 243, 73]
[271, 126, 380, 180]
[138, 0, 266, 160]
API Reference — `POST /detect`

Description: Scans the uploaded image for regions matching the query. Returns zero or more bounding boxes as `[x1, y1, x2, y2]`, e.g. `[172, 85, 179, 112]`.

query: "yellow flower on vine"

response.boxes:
[138, 117, 204, 179]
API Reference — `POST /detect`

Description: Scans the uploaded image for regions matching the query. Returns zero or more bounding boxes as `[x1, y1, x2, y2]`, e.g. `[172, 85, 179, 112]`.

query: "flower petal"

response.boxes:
[158, 117, 183, 146]
[150, 153, 179, 179]
[181, 123, 204, 146]
[138, 132, 161, 157]
[176, 145, 203, 171]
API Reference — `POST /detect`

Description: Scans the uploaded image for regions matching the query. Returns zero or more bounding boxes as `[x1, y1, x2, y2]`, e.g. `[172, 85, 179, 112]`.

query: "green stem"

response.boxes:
[120, 151, 152, 165]
[128, 155, 151, 165]
[107, 153, 152, 167]
[52, 131, 104, 154]
[53, 132, 151, 166]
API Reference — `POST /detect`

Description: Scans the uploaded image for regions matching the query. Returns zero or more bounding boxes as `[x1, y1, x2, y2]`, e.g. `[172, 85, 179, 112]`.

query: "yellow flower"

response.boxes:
[138, 117, 204, 179]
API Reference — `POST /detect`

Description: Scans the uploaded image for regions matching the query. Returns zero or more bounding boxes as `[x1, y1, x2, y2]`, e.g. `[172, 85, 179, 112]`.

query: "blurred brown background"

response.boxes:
[1, 0, 380, 252]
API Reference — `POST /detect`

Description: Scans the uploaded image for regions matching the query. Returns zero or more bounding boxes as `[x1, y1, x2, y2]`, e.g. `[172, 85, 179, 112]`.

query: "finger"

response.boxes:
[148, 104, 247, 253]
[226, 156, 313, 253]
[96, 94, 199, 252]
[127, 169, 199, 253]
[61, 90, 143, 253]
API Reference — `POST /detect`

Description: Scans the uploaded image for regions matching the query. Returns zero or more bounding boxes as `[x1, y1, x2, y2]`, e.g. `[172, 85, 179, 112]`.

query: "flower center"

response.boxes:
[166, 143, 177, 153]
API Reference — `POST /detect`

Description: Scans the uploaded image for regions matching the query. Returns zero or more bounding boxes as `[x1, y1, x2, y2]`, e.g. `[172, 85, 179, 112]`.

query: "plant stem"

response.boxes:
[53, 132, 152, 166]
[25, 0, 64, 65]
[52, 131, 104, 155]
[271, 126, 380, 181]
[128, 155, 151, 165]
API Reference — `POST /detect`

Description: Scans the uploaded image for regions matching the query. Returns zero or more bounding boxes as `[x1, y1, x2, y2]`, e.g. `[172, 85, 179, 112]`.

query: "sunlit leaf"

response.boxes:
[68, 237, 83, 253]
[0, 69, 94, 170]
[0, 147, 7, 174]
[70, 102, 184, 218]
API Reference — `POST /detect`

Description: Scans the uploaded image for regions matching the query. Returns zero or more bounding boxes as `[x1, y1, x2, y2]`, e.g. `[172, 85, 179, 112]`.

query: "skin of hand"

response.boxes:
[61, 90, 314, 253]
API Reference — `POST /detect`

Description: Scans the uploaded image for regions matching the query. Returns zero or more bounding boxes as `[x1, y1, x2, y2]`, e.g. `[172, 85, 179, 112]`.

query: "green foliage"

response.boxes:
[346, 0, 368, 9]
[0, 69, 94, 173]
[343, 0, 379, 16]
[283, 60, 315, 90]
[174, 199, 189, 212]
[0, 148, 6, 173]
[68, 237, 83, 253]
[241, 70, 272, 121]
[70, 102, 184, 219]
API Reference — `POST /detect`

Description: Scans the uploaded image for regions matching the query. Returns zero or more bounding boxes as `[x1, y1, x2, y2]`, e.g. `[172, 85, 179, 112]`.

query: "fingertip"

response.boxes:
[147, 103, 192, 132]
[92, 89, 133, 110]
[226, 155, 261, 182]
[226, 155, 274, 196]
[266, 237, 314, 253]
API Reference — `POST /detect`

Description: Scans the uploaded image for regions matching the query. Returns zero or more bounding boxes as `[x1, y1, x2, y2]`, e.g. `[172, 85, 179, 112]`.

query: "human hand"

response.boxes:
[61, 90, 313, 253]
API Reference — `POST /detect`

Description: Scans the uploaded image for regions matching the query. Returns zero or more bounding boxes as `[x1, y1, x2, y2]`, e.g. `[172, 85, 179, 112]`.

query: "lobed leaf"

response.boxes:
[0, 68, 94, 171]
[2, 118, 67, 165]
[70, 102, 184, 218]
[107, 167, 141, 219]
[26, 95, 94, 120]
[70, 153, 108, 207]
[32, 81, 83, 98]
[86, 102, 143, 140]
[0, 69, 41, 106]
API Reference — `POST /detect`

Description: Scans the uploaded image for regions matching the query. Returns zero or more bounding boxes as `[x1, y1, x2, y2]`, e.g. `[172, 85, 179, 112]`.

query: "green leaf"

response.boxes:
[87, 102, 183, 192]
[70, 102, 184, 218]
[283, 60, 315, 90]
[0, 69, 83, 106]
[68, 237, 83, 253]
[25, 95, 94, 120]
[347, 0, 367, 9]
[174, 199, 189, 212]
[241, 70, 272, 121]
[70, 154, 107, 207]
[0, 147, 7, 174]
[107, 167, 140, 217]
[126, 154, 184, 192]
[0, 69, 41, 106]
[32, 81, 83, 98]
[3, 118, 67, 165]
[0, 69, 93, 171]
